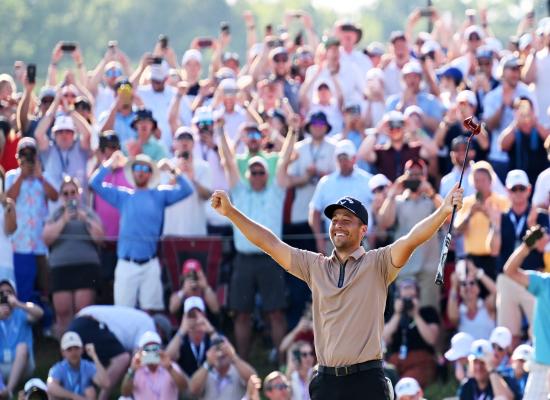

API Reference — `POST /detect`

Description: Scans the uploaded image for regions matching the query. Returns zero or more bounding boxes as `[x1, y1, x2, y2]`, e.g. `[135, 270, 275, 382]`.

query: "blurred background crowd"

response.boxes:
[1, 1, 550, 399]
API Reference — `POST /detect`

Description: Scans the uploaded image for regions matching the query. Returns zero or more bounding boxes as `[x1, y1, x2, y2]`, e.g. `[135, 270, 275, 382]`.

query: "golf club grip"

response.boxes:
[435, 232, 452, 285]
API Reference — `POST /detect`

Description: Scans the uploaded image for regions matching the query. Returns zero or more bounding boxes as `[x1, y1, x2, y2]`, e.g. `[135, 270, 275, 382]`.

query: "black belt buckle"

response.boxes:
[334, 365, 350, 376]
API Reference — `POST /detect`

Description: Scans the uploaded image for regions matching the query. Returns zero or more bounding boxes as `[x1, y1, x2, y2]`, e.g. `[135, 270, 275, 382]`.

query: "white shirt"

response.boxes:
[382, 61, 403, 98]
[310, 167, 373, 231]
[137, 86, 192, 154]
[533, 167, 550, 207]
[214, 105, 247, 154]
[76, 305, 155, 351]
[288, 137, 337, 224]
[439, 164, 507, 198]
[534, 48, 550, 127]
[290, 369, 312, 400]
[340, 48, 373, 75]
[94, 85, 116, 120]
[304, 63, 365, 105]
[162, 158, 211, 236]
[0, 205, 13, 271]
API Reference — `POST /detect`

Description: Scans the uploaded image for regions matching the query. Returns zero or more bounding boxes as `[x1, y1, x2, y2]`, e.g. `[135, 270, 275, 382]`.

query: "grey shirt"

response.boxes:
[47, 206, 101, 268]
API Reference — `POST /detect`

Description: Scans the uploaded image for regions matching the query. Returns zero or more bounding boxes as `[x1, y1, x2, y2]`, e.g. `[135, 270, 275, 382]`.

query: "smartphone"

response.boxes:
[524, 225, 545, 247]
[158, 34, 168, 49]
[220, 22, 230, 35]
[108, 40, 118, 54]
[475, 191, 483, 202]
[197, 38, 213, 48]
[61, 42, 77, 52]
[141, 350, 160, 365]
[455, 259, 467, 281]
[152, 57, 163, 65]
[420, 7, 434, 17]
[27, 64, 36, 84]
[526, 10, 535, 19]
[265, 24, 273, 36]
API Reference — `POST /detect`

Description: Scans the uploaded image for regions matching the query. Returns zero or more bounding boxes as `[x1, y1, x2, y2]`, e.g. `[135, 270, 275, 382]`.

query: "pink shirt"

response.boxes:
[133, 363, 181, 400]
[92, 167, 132, 239]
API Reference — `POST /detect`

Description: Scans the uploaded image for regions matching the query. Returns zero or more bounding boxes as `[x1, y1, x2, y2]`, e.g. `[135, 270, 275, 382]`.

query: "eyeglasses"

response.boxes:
[460, 280, 477, 287]
[301, 351, 314, 357]
[62, 190, 77, 196]
[105, 68, 123, 78]
[268, 383, 289, 391]
[510, 186, 527, 193]
[273, 55, 289, 63]
[132, 164, 152, 173]
[250, 170, 266, 176]
[247, 131, 262, 140]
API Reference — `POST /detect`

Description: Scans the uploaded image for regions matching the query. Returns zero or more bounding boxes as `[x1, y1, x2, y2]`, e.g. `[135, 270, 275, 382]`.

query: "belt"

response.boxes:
[318, 360, 382, 377]
[121, 254, 156, 265]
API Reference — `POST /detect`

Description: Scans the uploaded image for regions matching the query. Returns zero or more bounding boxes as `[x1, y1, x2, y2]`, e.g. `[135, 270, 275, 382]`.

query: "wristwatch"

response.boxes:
[202, 361, 212, 371]
[126, 367, 135, 378]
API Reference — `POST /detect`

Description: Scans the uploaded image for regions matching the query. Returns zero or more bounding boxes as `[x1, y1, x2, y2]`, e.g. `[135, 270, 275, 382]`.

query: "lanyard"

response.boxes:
[54, 143, 73, 173]
[0, 317, 17, 348]
[64, 362, 82, 394]
[309, 141, 324, 164]
[190, 341, 205, 367]
[509, 212, 526, 247]
[200, 143, 210, 162]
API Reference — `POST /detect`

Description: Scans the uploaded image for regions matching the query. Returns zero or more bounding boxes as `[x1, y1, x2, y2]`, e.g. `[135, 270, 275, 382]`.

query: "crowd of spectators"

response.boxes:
[1, 5, 550, 400]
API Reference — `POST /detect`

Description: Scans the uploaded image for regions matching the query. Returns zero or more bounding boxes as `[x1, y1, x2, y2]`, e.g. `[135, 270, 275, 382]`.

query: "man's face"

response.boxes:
[174, 138, 194, 155]
[104, 67, 122, 88]
[337, 154, 355, 175]
[388, 121, 405, 143]
[151, 79, 166, 93]
[63, 346, 83, 365]
[245, 130, 263, 153]
[403, 73, 421, 92]
[132, 162, 152, 188]
[329, 208, 366, 252]
[508, 184, 531, 205]
[477, 57, 492, 75]
[473, 359, 489, 382]
[457, 100, 475, 119]
[136, 119, 154, 138]
[492, 343, 507, 365]
[265, 377, 290, 400]
[392, 38, 408, 58]
[399, 284, 418, 300]
[248, 163, 268, 191]
[185, 60, 202, 80]
[399, 393, 422, 400]
[271, 53, 289, 77]
[0, 283, 14, 320]
[40, 97, 54, 114]
[473, 169, 492, 194]
[338, 30, 356, 51]
[503, 66, 521, 87]
[451, 144, 468, 166]
[326, 46, 340, 63]
[54, 129, 76, 150]
[309, 122, 328, 140]
[222, 91, 237, 110]
[467, 34, 482, 52]
[317, 87, 331, 104]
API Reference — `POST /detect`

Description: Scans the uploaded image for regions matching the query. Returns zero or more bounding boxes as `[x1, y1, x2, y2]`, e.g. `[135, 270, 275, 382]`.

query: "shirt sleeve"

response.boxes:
[48, 363, 62, 381]
[289, 248, 322, 286]
[309, 177, 327, 212]
[89, 166, 129, 208]
[4, 170, 18, 190]
[527, 271, 549, 297]
[482, 90, 500, 121]
[532, 172, 549, 206]
[160, 174, 194, 206]
[376, 245, 400, 286]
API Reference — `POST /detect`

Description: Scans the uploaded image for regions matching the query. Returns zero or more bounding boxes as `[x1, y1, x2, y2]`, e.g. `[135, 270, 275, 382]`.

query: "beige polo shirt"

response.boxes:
[289, 245, 399, 367]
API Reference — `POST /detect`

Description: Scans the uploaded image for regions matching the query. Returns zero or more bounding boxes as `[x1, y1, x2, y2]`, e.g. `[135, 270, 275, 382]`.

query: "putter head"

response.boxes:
[463, 117, 481, 136]
[435, 273, 444, 286]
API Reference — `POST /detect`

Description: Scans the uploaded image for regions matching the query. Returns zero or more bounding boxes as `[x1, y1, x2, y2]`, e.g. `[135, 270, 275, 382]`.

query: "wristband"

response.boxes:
[126, 367, 135, 378]
[476, 269, 485, 279]
[202, 361, 212, 371]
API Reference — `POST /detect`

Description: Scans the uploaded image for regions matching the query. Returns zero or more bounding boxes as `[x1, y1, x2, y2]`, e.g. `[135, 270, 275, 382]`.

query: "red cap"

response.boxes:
[181, 259, 202, 276]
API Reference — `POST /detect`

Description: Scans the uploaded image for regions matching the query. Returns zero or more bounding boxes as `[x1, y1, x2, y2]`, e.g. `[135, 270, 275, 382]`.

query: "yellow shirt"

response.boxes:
[455, 193, 510, 255]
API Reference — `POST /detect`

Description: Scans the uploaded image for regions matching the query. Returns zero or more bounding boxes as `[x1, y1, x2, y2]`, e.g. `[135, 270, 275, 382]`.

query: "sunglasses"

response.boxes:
[143, 343, 161, 352]
[247, 131, 262, 140]
[372, 185, 387, 194]
[478, 60, 492, 66]
[132, 164, 152, 173]
[469, 35, 481, 41]
[63, 93, 77, 98]
[460, 280, 477, 287]
[269, 383, 289, 391]
[389, 122, 404, 130]
[492, 344, 505, 352]
[62, 190, 77, 196]
[301, 351, 314, 357]
[510, 185, 527, 193]
[273, 55, 289, 63]
[41, 97, 55, 104]
[250, 170, 266, 176]
[345, 106, 361, 115]
[105, 69, 123, 78]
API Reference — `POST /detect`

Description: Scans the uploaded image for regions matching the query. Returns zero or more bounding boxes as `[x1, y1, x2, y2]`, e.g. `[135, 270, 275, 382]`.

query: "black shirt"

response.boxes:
[506, 129, 549, 185]
[388, 306, 440, 354]
[439, 123, 487, 176]
[177, 333, 211, 377]
[459, 375, 521, 400]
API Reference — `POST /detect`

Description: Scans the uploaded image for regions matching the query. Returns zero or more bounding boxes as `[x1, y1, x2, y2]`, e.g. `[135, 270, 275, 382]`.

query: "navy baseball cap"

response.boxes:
[324, 197, 369, 226]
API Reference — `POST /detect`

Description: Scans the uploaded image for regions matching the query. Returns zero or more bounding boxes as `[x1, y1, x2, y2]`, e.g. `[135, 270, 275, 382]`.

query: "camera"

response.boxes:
[27, 64, 36, 84]
[197, 38, 213, 48]
[420, 7, 434, 17]
[181, 151, 190, 160]
[0, 292, 8, 305]
[60, 42, 77, 52]
[402, 297, 414, 313]
[220, 22, 230, 35]
[152, 57, 163, 65]
[158, 34, 168, 49]
[19, 148, 36, 165]
[141, 349, 160, 365]
[403, 179, 421, 192]
[211, 335, 225, 348]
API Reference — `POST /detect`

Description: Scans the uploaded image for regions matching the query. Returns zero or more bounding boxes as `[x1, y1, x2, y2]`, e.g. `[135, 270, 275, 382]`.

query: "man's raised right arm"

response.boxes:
[210, 190, 293, 270]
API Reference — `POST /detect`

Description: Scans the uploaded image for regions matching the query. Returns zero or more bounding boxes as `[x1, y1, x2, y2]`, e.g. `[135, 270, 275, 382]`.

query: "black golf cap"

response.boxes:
[324, 197, 369, 226]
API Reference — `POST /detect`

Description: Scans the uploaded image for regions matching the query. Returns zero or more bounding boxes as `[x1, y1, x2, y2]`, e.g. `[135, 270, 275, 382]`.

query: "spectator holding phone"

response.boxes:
[5, 138, 58, 301]
[166, 296, 215, 377]
[168, 260, 219, 316]
[121, 331, 188, 400]
[286, 341, 315, 400]
[0, 279, 43, 399]
[43, 176, 104, 338]
[504, 224, 550, 399]
[47, 332, 110, 400]
[263, 371, 291, 400]
[0, 193, 16, 281]
[189, 333, 256, 400]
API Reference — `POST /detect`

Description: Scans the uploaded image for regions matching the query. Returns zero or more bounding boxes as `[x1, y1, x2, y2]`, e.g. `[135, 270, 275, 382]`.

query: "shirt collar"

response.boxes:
[330, 246, 366, 262]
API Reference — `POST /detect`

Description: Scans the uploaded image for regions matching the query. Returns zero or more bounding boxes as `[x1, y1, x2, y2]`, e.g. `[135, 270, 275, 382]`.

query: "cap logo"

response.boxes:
[341, 197, 355, 205]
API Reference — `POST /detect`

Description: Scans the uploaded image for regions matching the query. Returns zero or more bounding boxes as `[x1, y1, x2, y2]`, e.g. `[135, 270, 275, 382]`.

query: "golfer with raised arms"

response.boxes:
[210, 182, 464, 399]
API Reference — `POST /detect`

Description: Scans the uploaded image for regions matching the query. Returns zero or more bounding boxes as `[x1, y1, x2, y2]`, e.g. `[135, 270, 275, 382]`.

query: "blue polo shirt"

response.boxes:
[90, 166, 193, 259]
[0, 309, 33, 366]
[48, 359, 96, 395]
[527, 271, 550, 365]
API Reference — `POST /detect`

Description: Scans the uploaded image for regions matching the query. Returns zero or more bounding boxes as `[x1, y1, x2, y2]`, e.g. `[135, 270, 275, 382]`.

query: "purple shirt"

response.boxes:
[133, 363, 181, 400]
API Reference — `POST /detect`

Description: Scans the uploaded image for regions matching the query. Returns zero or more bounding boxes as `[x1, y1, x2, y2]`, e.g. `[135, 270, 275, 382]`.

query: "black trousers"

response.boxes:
[309, 367, 391, 400]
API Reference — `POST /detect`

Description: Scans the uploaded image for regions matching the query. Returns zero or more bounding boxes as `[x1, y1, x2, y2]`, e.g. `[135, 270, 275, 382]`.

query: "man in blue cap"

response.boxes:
[210, 181, 463, 399]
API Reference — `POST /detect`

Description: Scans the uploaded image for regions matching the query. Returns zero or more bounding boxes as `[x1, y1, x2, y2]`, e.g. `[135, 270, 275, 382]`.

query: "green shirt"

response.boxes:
[236, 151, 279, 183]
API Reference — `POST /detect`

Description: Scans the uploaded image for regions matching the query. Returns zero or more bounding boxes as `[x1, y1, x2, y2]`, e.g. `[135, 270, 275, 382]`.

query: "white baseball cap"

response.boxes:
[445, 332, 475, 361]
[490, 326, 512, 349]
[395, 377, 421, 398]
[150, 63, 169, 82]
[52, 115, 76, 133]
[368, 174, 391, 191]
[456, 90, 478, 108]
[464, 25, 485, 40]
[184, 296, 206, 314]
[181, 49, 202, 65]
[138, 330, 162, 348]
[404, 105, 424, 118]
[505, 169, 530, 189]
[61, 331, 83, 350]
[402, 61, 423, 75]
[24, 378, 48, 393]
[512, 344, 533, 361]
[469, 339, 493, 361]
[334, 139, 357, 157]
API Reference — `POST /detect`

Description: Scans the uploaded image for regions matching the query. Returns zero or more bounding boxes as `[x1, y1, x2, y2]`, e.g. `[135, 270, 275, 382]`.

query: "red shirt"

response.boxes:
[0, 133, 20, 173]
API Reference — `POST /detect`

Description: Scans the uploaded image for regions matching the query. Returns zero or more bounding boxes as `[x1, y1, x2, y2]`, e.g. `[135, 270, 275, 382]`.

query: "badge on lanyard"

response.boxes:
[3, 349, 12, 363]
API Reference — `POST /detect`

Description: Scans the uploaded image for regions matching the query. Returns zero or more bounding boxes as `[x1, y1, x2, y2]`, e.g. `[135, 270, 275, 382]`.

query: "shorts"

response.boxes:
[229, 252, 287, 313]
[0, 347, 35, 382]
[113, 257, 164, 310]
[13, 253, 37, 302]
[68, 316, 127, 366]
[50, 264, 101, 292]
